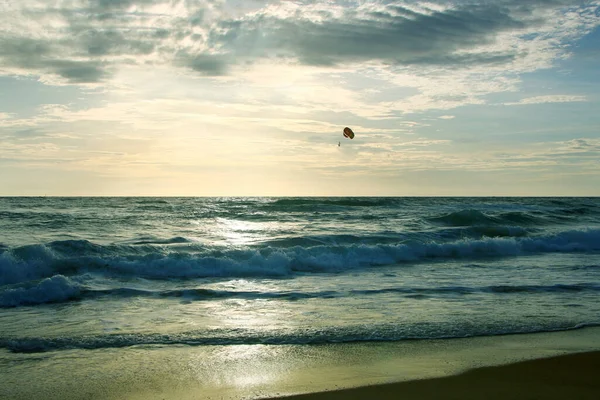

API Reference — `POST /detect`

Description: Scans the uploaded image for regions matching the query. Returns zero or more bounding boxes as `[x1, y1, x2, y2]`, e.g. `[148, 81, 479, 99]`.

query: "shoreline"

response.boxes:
[270, 350, 600, 400]
[2, 327, 600, 400]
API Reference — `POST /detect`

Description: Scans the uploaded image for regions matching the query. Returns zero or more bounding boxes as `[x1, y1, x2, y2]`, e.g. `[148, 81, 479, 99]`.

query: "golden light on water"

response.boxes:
[186, 345, 287, 393]
[218, 218, 261, 245]
[212, 218, 284, 246]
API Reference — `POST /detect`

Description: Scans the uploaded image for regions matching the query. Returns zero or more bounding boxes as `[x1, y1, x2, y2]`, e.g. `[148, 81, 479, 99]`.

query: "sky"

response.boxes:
[1, 0, 599, 196]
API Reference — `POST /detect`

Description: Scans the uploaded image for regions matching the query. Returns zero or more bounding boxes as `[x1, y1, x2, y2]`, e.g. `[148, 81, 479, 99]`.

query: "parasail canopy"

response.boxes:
[343, 127, 355, 139]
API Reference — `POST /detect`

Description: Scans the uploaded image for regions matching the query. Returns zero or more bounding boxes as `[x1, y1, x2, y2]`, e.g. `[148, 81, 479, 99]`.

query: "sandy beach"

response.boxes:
[2, 327, 600, 399]
[273, 350, 600, 400]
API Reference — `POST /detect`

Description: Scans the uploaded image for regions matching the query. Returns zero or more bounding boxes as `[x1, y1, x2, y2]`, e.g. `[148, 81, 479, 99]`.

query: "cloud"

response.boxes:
[396, 139, 451, 147]
[504, 94, 589, 105]
[461, 137, 600, 172]
[175, 52, 230, 76]
[2, 127, 50, 139]
[210, 2, 524, 67]
[1, 0, 598, 85]
[558, 138, 600, 152]
[0, 0, 184, 83]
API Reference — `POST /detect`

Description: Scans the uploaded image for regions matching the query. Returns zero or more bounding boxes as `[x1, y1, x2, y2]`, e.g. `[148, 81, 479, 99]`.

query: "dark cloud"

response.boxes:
[48, 60, 108, 83]
[0, 0, 175, 82]
[0, 37, 52, 69]
[0, 0, 594, 82]
[4, 128, 49, 139]
[175, 52, 229, 76]
[189, 9, 206, 26]
[72, 29, 157, 56]
[565, 138, 600, 151]
[0, 36, 108, 83]
[88, 0, 164, 11]
[207, 4, 528, 67]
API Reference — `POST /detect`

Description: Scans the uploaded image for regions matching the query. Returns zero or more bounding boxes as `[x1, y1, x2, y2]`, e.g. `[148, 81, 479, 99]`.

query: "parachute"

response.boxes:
[343, 127, 355, 139]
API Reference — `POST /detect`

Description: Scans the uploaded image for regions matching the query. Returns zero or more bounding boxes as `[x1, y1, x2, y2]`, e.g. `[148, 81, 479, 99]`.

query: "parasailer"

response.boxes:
[343, 127, 355, 139]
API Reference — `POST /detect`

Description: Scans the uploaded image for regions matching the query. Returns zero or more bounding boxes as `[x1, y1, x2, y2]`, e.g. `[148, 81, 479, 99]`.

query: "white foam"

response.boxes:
[0, 245, 57, 285]
[0, 275, 81, 307]
[0, 229, 598, 283]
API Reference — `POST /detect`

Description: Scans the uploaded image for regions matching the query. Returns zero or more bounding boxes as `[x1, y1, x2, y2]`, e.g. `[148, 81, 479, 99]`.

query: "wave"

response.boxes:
[269, 197, 399, 209]
[3, 279, 598, 308]
[469, 225, 530, 238]
[0, 210, 79, 229]
[429, 209, 548, 227]
[120, 236, 192, 246]
[259, 233, 404, 247]
[3, 322, 599, 353]
[556, 206, 599, 216]
[98, 282, 600, 300]
[1, 229, 599, 285]
[84, 287, 339, 303]
[0, 275, 81, 307]
[430, 209, 498, 225]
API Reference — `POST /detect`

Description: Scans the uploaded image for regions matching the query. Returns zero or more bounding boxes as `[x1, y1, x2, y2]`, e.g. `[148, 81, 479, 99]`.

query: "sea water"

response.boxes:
[1, 197, 599, 397]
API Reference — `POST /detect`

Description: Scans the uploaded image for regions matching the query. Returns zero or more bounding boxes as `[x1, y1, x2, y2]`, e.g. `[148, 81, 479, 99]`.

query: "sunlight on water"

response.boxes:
[213, 217, 275, 246]
[0, 197, 599, 352]
[188, 345, 282, 389]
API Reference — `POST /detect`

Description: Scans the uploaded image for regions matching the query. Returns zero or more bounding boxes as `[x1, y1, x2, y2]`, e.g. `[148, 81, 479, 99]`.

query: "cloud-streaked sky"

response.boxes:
[1, 0, 599, 196]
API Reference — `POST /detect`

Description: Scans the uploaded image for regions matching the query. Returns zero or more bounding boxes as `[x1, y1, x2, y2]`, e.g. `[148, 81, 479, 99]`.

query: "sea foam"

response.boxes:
[0, 275, 81, 307]
[0, 229, 598, 285]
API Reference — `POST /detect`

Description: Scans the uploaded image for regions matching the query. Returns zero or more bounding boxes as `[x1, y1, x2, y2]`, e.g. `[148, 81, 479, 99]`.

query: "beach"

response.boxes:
[274, 350, 600, 400]
[3, 326, 600, 399]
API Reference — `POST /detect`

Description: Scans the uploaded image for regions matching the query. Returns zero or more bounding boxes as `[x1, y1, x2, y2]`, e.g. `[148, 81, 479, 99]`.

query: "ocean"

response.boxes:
[1, 197, 600, 398]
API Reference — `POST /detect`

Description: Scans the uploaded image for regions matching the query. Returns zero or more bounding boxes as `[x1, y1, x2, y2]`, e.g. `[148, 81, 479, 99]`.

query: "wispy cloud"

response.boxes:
[504, 95, 589, 105]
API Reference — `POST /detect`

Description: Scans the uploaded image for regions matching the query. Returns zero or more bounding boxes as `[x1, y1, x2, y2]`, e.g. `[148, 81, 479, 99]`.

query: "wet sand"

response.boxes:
[272, 350, 600, 400]
[3, 327, 600, 400]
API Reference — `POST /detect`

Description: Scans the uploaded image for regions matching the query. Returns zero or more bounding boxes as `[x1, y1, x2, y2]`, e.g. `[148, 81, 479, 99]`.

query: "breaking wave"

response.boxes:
[4, 280, 599, 308]
[1, 229, 599, 287]
[3, 322, 599, 353]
